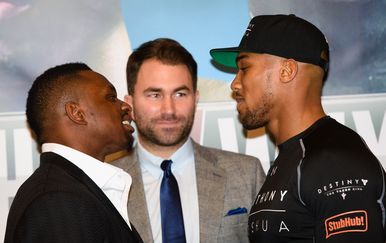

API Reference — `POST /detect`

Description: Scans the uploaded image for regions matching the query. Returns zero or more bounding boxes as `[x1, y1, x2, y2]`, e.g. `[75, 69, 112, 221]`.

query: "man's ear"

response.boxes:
[65, 102, 87, 125]
[279, 59, 298, 83]
[195, 90, 200, 105]
[124, 94, 135, 120]
[124, 94, 132, 106]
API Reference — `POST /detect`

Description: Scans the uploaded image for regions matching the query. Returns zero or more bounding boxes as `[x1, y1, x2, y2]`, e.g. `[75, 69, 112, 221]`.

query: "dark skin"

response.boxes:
[42, 70, 134, 161]
[231, 52, 325, 145]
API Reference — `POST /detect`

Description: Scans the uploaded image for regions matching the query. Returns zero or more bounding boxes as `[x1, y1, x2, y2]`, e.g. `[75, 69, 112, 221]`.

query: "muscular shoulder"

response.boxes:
[297, 119, 384, 207]
[301, 118, 379, 171]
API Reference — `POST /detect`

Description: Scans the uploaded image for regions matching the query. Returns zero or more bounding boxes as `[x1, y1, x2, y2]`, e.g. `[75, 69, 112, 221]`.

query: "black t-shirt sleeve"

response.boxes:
[298, 147, 386, 242]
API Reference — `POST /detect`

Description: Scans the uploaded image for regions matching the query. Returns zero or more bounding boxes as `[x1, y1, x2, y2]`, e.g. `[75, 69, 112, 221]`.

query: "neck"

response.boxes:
[268, 100, 326, 145]
[269, 68, 326, 145]
[138, 137, 188, 159]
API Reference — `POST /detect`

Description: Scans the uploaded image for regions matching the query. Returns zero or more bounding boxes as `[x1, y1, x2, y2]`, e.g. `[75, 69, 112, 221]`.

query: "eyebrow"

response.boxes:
[108, 84, 117, 94]
[236, 54, 249, 64]
[143, 85, 191, 93]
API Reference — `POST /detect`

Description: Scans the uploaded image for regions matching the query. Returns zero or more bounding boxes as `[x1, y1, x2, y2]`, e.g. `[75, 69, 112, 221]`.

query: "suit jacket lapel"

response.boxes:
[40, 152, 133, 233]
[113, 149, 154, 243]
[193, 142, 227, 242]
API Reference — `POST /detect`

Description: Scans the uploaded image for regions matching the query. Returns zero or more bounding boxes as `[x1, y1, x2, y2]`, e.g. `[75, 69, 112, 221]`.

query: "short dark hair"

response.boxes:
[26, 63, 92, 144]
[126, 38, 197, 94]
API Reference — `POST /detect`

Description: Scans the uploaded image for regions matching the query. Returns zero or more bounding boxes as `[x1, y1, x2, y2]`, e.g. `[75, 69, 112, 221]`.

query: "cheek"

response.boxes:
[132, 102, 158, 122]
[243, 70, 267, 97]
[177, 100, 196, 115]
[132, 99, 151, 118]
[244, 85, 266, 111]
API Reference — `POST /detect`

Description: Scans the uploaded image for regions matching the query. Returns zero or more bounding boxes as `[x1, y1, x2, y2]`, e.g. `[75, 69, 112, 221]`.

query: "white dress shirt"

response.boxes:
[137, 138, 200, 243]
[42, 143, 132, 228]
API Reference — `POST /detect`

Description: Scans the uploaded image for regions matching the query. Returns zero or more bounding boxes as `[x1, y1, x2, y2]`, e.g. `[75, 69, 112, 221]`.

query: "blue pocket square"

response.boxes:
[225, 207, 247, 216]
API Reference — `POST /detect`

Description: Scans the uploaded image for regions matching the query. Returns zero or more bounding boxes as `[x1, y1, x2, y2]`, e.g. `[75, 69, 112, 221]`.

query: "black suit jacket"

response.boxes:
[4, 152, 143, 243]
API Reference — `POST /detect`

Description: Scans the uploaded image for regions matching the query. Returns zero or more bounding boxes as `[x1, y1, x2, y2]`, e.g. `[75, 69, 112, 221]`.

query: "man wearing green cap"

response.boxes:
[210, 14, 386, 242]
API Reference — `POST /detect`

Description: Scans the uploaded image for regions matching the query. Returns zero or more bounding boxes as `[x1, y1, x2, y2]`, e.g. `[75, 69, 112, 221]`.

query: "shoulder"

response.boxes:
[302, 117, 366, 152]
[7, 189, 106, 233]
[10, 158, 103, 217]
[6, 190, 110, 243]
[299, 118, 377, 167]
[194, 142, 260, 164]
[193, 142, 264, 179]
[297, 119, 385, 204]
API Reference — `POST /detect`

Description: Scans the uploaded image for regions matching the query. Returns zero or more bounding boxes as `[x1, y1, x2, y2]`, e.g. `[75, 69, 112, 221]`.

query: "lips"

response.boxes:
[121, 114, 135, 132]
[234, 95, 244, 103]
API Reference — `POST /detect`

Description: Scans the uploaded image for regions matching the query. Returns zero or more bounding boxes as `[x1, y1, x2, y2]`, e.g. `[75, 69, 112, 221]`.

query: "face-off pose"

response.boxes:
[211, 14, 386, 242]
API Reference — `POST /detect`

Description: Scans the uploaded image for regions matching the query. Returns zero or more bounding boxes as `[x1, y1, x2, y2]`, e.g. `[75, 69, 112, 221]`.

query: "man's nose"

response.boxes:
[231, 72, 241, 92]
[161, 96, 176, 114]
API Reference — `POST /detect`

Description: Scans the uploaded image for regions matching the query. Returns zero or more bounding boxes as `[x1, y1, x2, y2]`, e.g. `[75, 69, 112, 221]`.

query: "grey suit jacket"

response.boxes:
[111, 140, 266, 243]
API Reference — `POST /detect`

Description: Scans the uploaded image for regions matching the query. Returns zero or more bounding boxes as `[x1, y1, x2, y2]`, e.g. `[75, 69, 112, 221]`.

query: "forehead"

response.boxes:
[136, 58, 193, 90]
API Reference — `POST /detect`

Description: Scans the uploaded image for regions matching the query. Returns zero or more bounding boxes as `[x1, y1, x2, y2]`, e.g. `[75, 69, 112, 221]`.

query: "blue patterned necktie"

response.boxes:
[160, 160, 186, 243]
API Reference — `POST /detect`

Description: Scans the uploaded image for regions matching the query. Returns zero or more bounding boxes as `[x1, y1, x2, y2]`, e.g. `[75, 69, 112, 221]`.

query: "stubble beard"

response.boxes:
[239, 104, 269, 130]
[136, 112, 195, 148]
[239, 76, 272, 130]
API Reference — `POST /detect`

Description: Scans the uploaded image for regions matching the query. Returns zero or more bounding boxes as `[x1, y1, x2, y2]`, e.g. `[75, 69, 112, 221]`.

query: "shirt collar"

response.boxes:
[41, 143, 131, 189]
[137, 138, 194, 178]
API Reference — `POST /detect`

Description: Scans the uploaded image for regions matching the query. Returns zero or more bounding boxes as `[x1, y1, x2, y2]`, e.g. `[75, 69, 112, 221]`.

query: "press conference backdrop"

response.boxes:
[1, 0, 386, 241]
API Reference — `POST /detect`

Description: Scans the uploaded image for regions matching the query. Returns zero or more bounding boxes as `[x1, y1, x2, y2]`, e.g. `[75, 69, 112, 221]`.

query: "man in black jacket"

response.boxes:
[4, 63, 143, 243]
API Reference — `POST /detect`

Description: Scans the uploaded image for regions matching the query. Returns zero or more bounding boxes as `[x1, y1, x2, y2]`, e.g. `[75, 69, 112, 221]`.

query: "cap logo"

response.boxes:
[244, 23, 254, 37]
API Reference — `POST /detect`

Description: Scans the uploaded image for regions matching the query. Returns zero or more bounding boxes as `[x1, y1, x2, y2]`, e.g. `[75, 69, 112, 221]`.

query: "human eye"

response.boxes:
[107, 94, 118, 102]
[174, 89, 190, 99]
[175, 92, 187, 98]
[237, 59, 250, 72]
[238, 64, 248, 72]
[147, 92, 161, 99]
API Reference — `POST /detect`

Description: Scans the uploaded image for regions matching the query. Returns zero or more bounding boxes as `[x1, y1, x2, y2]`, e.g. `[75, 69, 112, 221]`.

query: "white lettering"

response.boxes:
[263, 192, 271, 202]
[270, 166, 278, 177]
[280, 190, 288, 201]
[279, 221, 290, 232]
[259, 193, 266, 203]
[269, 191, 276, 201]
[254, 194, 261, 205]
[262, 220, 268, 232]
[251, 219, 269, 232]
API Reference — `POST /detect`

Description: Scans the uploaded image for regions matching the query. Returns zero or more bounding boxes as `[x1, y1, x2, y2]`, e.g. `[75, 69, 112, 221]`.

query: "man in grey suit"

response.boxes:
[112, 38, 265, 243]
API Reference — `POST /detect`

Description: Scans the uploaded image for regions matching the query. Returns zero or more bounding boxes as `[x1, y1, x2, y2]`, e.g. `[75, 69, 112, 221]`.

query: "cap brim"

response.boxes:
[210, 47, 239, 68]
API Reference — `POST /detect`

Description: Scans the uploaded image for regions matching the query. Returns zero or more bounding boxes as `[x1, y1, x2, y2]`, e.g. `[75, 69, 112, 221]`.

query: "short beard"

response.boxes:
[136, 113, 195, 148]
[239, 75, 272, 130]
[239, 105, 269, 130]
